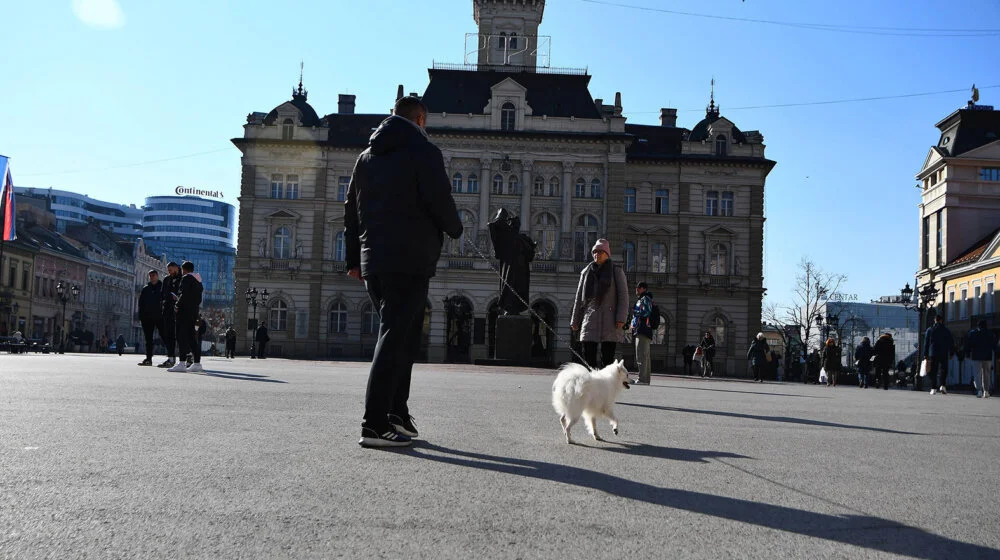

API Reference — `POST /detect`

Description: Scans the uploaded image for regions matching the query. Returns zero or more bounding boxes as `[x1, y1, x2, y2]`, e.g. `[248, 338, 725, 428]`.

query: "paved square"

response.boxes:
[2, 354, 999, 559]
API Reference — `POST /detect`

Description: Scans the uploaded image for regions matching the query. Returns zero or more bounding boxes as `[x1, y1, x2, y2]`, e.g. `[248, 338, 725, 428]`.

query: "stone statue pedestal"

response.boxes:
[494, 314, 532, 362]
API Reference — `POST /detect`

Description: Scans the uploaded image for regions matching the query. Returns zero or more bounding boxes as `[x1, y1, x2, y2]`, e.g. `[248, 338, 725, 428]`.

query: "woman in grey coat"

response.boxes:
[570, 238, 630, 369]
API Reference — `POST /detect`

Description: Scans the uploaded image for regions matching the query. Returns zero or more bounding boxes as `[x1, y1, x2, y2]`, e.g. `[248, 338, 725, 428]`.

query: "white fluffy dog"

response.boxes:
[551, 359, 630, 444]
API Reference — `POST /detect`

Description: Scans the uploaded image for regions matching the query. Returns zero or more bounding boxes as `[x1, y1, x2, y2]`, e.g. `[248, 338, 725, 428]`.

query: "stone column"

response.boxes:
[561, 162, 575, 234]
[479, 158, 492, 230]
[520, 159, 533, 231]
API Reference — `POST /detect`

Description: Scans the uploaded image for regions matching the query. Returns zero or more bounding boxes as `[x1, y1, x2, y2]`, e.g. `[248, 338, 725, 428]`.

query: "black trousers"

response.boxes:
[363, 274, 429, 430]
[162, 313, 177, 359]
[141, 319, 162, 360]
[176, 315, 201, 364]
[874, 365, 891, 389]
[226, 342, 235, 358]
[929, 356, 948, 389]
[255, 340, 267, 358]
[751, 363, 762, 381]
[582, 341, 616, 369]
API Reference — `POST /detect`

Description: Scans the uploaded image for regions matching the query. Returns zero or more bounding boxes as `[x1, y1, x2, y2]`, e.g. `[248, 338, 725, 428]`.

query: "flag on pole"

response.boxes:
[0, 155, 15, 241]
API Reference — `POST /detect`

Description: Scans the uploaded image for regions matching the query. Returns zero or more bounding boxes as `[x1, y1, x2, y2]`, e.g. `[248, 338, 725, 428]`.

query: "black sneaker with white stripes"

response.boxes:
[359, 426, 412, 448]
[388, 414, 418, 438]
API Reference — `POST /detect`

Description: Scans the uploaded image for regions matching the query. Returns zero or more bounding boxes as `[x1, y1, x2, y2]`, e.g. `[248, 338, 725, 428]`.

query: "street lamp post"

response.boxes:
[56, 281, 80, 354]
[245, 287, 268, 359]
[901, 282, 939, 391]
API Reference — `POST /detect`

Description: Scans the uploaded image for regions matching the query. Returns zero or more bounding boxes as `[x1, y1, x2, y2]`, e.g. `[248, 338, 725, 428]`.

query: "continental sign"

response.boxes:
[175, 186, 224, 198]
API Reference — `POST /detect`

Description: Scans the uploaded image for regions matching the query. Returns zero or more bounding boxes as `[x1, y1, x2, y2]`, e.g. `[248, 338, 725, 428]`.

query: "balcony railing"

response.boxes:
[709, 276, 731, 288]
[532, 262, 557, 273]
[447, 259, 474, 270]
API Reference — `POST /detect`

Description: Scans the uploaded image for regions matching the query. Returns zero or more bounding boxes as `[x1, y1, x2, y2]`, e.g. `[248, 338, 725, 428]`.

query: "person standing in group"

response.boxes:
[168, 262, 204, 373]
[157, 262, 182, 368]
[873, 332, 895, 390]
[924, 315, 954, 395]
[570, 239, 629, 371]
[821, 338, 842, 387]
[254, 322, 269, 358]
[746, 332, 770, 383]
[345, 96, 463, 448]
[854, 336, 874, 389]
[700, 331, 717, 377]
[137, 270, 164, 366]
[630, 282, 656, 385]
[966, 320, 997, 398]
[225, 326, 237, 359]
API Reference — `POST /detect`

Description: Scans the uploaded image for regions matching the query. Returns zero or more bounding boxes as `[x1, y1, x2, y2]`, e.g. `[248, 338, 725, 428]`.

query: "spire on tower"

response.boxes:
[293, 60, 307, 100]
[706, 77, 719, 118]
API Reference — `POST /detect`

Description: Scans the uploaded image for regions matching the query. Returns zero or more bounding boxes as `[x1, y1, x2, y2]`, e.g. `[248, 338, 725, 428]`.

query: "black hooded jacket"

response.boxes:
[345, 115, 463, 278]
[138, 281, 163, 323]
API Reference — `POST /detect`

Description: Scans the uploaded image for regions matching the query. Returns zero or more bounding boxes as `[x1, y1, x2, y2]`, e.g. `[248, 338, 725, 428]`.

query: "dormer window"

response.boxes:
[715, 134, 727, 156]
[498, 32, 507, 49]
[282, 119, 294, 141]
[501, 102, 516, 131]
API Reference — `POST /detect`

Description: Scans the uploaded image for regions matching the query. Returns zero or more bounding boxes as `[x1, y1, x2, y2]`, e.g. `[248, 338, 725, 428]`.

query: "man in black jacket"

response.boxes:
[157, 262, 182, 368]
[345, 96, 463, 448]
[137, 270, 164, 366]
[168, 261, 204, 373]
[924, 315, 954, 395]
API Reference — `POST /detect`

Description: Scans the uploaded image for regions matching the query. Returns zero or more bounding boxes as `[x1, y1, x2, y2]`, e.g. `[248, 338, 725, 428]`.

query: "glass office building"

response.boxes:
[141, 195, 236, 309]
[15, 187, 143, 240]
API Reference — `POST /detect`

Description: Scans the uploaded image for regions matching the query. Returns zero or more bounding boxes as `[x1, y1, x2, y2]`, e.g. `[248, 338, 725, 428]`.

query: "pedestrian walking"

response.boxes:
[924, 315, 954, 395]
[873, 333, 895, 390]
[630, 282, 656, 384]
[570, 238, 629, 370]
[254, 323, 269, 358]
[157, 262, 182, 368]
[116, 333, 126, 356]
[137, 270, 163, 366]
[747, 332, 770, 382]
[168, 262, 204, 373]
[345, 96, 463, 448]
[966, 320, 997, 398]
[682, 344, 696, 375]
[225, 327, 237, 359]
[700, 332, 717, 377]
[821, 338, 842, 387]
[855, 336, 874, 388]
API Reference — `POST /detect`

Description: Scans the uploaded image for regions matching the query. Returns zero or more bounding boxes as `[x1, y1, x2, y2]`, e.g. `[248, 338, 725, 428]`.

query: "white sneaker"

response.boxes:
[930, 389, 937, 395]
[187, 363, 204, 373]
[939, 386, 947, 395]
[167, 362, 188, 372]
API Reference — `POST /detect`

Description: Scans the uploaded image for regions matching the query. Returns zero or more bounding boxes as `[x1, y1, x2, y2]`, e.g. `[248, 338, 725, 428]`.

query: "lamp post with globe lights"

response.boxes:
[245, 287, 268, 359]
[56, 281, 80, 354]
[901, 282, 939, 391]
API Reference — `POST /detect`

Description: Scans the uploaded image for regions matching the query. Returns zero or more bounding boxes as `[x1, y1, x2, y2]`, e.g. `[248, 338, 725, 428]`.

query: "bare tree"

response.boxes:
[764, 258, 847, 364]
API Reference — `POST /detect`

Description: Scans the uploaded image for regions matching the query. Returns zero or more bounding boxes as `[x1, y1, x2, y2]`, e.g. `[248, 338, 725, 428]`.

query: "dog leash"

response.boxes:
[462, 236, 596, 369]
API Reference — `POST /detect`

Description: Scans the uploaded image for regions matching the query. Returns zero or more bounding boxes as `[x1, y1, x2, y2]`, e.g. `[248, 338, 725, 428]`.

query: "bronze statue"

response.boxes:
[488, 209, 536, 315]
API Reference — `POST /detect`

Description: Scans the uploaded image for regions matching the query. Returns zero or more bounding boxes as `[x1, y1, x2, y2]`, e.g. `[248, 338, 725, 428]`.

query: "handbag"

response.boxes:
[819, 368, 828, 384]
[919, 358, 929, 377]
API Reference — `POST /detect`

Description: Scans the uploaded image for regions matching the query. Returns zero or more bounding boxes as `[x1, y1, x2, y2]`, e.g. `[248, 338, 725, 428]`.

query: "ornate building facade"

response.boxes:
[233, 0, 774, 376]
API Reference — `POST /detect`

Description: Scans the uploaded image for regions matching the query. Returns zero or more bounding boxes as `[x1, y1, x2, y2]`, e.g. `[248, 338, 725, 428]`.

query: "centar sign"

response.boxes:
[175, 186, 224, 198]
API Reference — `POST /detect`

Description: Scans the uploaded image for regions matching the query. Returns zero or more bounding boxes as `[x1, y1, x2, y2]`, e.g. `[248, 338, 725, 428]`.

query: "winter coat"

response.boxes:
[924, 323, 954, 359]
[161, 274, 182, 318]
[175, 273, 203, 319]
[682, 344, 697, 363]
[747, 338, 770, 367]
[138, 281, 163, 323]
[873, 335, 895, 370]
[570, 261, 629, 343]
[821, 345, 842, 372]
[965, 327, 998, 361]
[255, 325, 270, 343]
[630, 292, 654, 339]
[344, 115, 463, 278]
[700, 336, 717, 360]
[855, 340, 874, 374]
[225, 329, 237, 347]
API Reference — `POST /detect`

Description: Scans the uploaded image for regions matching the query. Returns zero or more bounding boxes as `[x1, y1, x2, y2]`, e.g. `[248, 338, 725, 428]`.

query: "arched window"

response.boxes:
[492, 173, 504, 194]
[508, 174, 520, 195]
[574, 178, 586, 198]
[590, 178, 603, 199]
[334, 231, 345, 261]
[329, 301, 347, 334]
[623, 241, 636, 272]
[361, 303, 379, 335]
[273, 227, 291, 259]
[712, 316, 727, 346]
[651, 242, 668, 273]
[281, 118, 294, 141]
[270, 300, 288, 331]
[533, 176, 545, 196]
[715, 134, 727, 156]
[533, 212, 558, 260]
[652, 315, 669, 345]
[498, 32, 507, 49]
[501, 102, 516, 131]
[285, 174, 299, 200]
[574, 214, 600, 262]
[548, 177, 560, 197]
[270, 174, 283, 199]
[710, 242, 728, 275]
[509, 32, 518, 49]
[467, 173, 479, 194]
[451, 172, 463, 193]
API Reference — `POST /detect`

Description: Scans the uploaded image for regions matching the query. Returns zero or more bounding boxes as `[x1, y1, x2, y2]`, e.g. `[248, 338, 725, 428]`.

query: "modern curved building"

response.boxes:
[141, 195, 236, 309]
[14, 187, 143, 239]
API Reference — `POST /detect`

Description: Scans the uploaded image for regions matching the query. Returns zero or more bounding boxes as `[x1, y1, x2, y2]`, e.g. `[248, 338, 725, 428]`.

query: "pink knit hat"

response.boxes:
[591, 238, 611, 258]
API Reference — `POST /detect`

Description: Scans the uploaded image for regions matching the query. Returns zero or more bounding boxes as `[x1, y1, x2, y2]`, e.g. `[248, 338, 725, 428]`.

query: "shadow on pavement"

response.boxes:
[204, 371, 287, 384]
[410, 442, 998, 559]
[595, 441, 750, 463]
[650, 384, 830, 399]
[619, 403, 920, 435]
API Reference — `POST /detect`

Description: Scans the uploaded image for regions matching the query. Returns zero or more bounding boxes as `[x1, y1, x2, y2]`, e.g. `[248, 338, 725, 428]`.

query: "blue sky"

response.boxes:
[2, 0, 998, 308]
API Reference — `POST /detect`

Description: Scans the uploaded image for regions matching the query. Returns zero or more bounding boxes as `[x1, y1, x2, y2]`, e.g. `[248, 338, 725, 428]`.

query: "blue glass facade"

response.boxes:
[141, 196, 236, 309]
